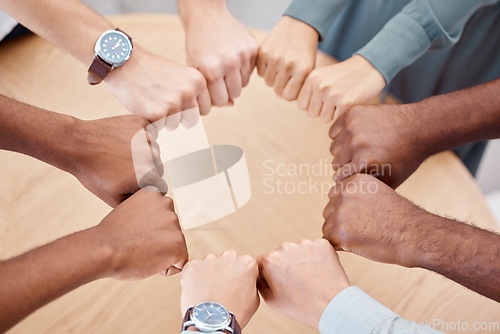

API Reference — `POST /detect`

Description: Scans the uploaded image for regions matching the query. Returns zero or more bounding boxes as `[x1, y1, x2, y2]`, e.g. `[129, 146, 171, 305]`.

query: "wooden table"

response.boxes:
[0, 14, 499, 334]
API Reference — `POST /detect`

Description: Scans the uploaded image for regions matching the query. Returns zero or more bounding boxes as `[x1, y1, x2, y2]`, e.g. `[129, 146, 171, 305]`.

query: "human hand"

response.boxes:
[180, 250, 260, 328]
[72, 115, 167, 207]
[297, 55, 386, 122]
[329, 103, 431, 188]
[257, 239, 350, 328]
[105, 45, 211, 127]
[181, 1, 258, 106]
[93, 188, 188, 280]
[323, 174, 429, 268]
[257, 16, 318, 101]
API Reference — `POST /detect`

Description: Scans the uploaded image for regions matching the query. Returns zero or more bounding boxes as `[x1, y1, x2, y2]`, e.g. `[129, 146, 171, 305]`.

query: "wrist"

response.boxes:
[50, 114, 85, 175]
[179, 0, 229, 26]
[282, 15, 319, 42]
[69, 227, 115, 281]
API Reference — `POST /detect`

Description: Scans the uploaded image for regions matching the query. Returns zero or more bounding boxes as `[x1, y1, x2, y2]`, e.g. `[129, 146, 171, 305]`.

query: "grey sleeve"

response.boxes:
[356, 0, 498, 83]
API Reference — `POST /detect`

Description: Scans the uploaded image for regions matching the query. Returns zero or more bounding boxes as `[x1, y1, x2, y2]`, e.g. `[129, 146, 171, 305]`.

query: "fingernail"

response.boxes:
[159, 270, 167, 276]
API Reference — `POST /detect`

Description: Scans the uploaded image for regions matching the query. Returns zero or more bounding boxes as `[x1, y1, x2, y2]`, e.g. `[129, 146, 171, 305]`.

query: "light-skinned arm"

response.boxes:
[258, 239, 442, 333]
[0, 189, 188, 332]
[0, 94, 166, 207]
[180, 250, 260, 331]
[329, 78, 500, 188]
[323, 174, 500, 302]
[179, 0, 258, 107]
[0, 0, 211, 124]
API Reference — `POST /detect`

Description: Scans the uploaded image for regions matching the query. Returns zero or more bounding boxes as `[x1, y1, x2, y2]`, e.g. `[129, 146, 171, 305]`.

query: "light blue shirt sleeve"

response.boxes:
[284, 0, 350, 41]
[356, 0, 498, 83]
[319, 286, 443, 334]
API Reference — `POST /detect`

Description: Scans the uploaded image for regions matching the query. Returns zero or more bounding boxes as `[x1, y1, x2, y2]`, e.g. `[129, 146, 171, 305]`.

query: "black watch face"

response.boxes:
[99, 31, 132, 65]
[192, 302, 230, 329]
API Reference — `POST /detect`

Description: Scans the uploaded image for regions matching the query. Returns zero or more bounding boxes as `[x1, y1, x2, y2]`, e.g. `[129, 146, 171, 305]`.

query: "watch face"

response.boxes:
[192, 302, 231, 330]
[96, 30, 132, 65]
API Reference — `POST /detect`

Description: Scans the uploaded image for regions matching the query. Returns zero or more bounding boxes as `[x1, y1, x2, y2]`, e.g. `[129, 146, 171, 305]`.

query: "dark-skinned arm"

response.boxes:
[323, 174, 500, 302]
[330, 78, 500, 188]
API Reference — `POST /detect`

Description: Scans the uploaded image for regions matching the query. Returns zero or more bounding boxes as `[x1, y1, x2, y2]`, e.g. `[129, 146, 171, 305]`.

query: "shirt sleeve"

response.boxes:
[356, 0, 498, 84]
[283, 0, 350, 41]
[319, 286, 443, 334]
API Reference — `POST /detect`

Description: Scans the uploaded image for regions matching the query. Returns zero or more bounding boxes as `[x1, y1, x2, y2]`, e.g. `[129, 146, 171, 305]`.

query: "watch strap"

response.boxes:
[87, 55, 112, 85]
[229, 313, 241, 334]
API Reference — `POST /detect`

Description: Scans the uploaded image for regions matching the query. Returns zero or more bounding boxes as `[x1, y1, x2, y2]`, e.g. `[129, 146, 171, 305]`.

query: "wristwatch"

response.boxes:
[87, 28, 133, 85]
[181, 302, 242, 334]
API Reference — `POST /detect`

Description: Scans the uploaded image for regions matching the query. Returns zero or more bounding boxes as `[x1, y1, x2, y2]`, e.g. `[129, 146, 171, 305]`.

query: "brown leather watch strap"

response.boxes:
[229, 313, 242, 334]
[87, 55, 112, 85]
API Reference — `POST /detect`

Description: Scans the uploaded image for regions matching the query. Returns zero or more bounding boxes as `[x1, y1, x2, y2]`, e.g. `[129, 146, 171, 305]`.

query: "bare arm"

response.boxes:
[330, 78, 500, 187]
[0, 228, 110, 332]
[0, 0, 211, 123]
[0, 94, 166, 207]
[323, 174, 500, 302]
[0, 189, 188, 332]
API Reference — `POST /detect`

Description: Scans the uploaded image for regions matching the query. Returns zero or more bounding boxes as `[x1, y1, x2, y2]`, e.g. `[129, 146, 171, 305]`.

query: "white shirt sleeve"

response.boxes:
[319, 286, 444, 334]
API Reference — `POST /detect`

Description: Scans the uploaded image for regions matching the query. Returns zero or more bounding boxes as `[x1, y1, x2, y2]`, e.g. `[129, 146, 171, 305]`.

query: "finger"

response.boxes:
[320, 100, 336, 123]
[196, 83, 212, 116]
[241, 53, 256, 87]
[327, 181, 344, 200]
[329, 117, 346, 140]
[256, 53, 267, 77]
[264, 65, 278, 87]
[297, 80, 313, 111]
[180, 107, 200, 129]
[273, 68, 291, 96]
[165, 112, 182, 130]
[323, 192, 341, 219]
[281, 72, 307, 101]
[307, 89, 323, 118]
[225, 69, 243, 101]
[207, 78, 230, 106]
[321, 234, 343, 251]
[144, 127, 164, 177]
[334, 161, 367, 183]
[330, 136, 352, 169]
[165, 266, 182, 276]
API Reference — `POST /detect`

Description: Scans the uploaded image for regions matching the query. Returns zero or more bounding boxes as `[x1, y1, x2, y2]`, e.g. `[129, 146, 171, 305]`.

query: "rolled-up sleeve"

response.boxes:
[284, 0, 350, 41]
[319, 286, 443, 334]
[356, 0, 498, 83]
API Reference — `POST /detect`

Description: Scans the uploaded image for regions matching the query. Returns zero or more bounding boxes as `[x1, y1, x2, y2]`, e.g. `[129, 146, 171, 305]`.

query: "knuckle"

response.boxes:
[223, 249, 238, 257]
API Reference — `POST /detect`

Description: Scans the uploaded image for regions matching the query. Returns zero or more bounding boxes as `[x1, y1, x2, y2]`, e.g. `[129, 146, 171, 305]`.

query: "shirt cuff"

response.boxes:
[319, 286, 399, 334]
[355, 12, 430, 84]
[284, 0, 350, 41]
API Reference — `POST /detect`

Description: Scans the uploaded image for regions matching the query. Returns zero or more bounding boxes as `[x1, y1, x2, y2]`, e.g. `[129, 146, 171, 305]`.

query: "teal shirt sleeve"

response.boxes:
[319, 286, 443, 334]
[356, 0, 498, 84]
[284, 0, 350, 41]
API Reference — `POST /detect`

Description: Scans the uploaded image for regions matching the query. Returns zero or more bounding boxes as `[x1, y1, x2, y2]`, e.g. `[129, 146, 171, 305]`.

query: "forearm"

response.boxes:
[0, 94, 81, 173]
[409, 78, 500, 156]
[0, 0, 112, 65]
[178, 0, 228, 26]
[0, 228, 111, 332]
[415, 213, 500, 302]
